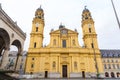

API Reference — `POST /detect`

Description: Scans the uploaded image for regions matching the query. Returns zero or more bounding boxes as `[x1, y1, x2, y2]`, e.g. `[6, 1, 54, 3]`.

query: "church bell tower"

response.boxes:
[29, 6, 45, 48]
[81, 7, 99, 49]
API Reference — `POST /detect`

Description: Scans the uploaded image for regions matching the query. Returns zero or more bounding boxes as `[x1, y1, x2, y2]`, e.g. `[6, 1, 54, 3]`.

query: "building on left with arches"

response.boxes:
[0, 4, 26, 71]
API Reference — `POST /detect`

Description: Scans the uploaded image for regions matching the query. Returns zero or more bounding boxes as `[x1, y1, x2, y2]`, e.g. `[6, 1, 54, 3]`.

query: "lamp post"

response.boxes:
[92, 40, 99, 78]
[111, 0, 120, 29]
[88, 24, 99, 78]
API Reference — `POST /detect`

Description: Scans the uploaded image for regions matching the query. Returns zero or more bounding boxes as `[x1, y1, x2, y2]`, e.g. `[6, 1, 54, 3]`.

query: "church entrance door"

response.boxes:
[62, 65, 67, 78]
[45, 71, 48, 78]
[82, 71, 85, 78]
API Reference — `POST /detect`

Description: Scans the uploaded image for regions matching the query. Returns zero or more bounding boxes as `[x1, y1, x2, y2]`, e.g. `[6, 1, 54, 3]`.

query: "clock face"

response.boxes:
[61, 29, 67, 34]
[36, 23, 39, 27]
[88, 24, 91, 28]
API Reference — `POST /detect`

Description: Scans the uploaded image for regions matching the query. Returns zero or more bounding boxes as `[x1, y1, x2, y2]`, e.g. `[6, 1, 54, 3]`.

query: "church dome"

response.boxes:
[36, 6, 43, 12]
[35, 6, 44, 18]
[59, 24, 65, 29]
[82, 6, 89, 13]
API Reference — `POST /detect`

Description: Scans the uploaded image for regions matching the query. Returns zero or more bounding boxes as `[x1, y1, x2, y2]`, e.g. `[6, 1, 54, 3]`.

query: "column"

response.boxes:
[14, 52, 22, 71]
[0, 47, 10, 69]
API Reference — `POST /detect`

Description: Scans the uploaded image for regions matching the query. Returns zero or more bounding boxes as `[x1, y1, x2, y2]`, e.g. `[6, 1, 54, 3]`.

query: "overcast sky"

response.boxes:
[1, 0, 120, 51]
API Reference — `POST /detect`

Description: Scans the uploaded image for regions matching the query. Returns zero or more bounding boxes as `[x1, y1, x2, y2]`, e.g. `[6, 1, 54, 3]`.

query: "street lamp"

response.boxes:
[111, 0, 120, 29]
[88, 24, 99, 78]
[92, 41, 99, 78]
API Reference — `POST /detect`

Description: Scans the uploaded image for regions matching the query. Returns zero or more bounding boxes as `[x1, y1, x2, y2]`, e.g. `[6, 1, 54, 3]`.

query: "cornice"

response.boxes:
[0, 8, 26, 40]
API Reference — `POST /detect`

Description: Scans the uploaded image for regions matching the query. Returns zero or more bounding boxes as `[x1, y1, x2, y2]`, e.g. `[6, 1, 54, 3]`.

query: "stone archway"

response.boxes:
[0, 7, 26, 71]
[111, 72, 115, 78]
[11, 39, 22, 71]
[0, 36, 5, 58]
[105, 72, 109, 77]
[0, 28, 10, 55]
[11, 39, 22, 53]
[0, 28, 10, 69]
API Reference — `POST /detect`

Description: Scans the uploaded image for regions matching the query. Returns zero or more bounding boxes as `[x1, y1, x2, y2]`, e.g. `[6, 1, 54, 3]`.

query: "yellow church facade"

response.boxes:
[25, 6, 104, 78]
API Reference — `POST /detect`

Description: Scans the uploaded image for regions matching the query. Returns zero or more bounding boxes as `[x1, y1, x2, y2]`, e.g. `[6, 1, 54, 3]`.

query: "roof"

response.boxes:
[100, 50, 120, 58]
[35, 5, 43, 13]
[37, 6, 43, 12]
[82, 6, 90, 13]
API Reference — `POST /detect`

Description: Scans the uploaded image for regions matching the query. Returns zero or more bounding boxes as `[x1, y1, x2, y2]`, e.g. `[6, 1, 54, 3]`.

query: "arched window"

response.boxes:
[91, 43, 94, 48]
[36, 27, 38, 32]
[53, 61, 56, 68]
[117, 72, 119, 77]
[74, 61, 77, 68]
[62, 40, 66, 48]
[111, 72, 115, 78]
[53, 39, 56, 45]
[105, 72, 109, 77]
[89, 28, 91, 33]
[73, 40, 75, 45]
[31, 64, 34, 68]
[34, 42, 36, 48]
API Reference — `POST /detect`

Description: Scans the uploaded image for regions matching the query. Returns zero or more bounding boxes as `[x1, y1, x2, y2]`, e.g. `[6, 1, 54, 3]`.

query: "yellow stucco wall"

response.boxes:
[25, 7, 104, 78]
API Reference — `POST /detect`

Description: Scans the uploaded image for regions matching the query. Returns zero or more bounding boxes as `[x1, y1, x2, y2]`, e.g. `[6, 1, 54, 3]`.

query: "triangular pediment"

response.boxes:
[50, 28, 78, 34]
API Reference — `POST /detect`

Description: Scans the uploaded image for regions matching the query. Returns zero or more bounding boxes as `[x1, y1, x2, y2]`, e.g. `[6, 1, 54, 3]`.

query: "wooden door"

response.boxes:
[82, 71, 85, 78]
[62, 65, 67, 78]
[45, 71, 48, 78]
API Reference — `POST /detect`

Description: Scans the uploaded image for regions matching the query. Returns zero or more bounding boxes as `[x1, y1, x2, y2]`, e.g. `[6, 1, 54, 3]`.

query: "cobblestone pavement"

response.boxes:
[20, 78, 120, 80]
[20, 79, 99, 80]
